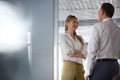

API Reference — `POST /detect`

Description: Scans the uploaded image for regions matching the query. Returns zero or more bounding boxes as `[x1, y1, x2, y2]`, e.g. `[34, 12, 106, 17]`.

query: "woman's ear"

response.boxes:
[66, 22, 69, 27]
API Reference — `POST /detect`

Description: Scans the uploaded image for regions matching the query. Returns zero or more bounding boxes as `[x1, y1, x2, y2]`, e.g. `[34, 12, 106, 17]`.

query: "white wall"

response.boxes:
[31, 0, 54, 80]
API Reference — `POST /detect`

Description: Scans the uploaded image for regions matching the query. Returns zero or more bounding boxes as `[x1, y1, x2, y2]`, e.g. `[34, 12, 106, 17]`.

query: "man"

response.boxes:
[85, 3, 120, 80]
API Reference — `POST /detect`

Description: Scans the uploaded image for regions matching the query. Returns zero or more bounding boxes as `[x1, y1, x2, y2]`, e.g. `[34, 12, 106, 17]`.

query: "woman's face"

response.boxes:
[67, 18, 78, 31]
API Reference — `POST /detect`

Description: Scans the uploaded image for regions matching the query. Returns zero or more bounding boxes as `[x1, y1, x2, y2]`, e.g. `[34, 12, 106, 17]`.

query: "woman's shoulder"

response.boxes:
[60, 33, 68, 38]
[77, 35, 83, 39]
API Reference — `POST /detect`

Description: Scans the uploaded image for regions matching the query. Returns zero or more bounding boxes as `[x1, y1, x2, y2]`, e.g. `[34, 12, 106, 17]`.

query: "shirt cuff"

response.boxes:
[84, 61, 91, 76]
[84, 70, 91, 76]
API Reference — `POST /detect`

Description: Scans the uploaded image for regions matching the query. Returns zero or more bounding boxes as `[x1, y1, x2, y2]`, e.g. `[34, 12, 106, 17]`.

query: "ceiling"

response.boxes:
[59, 0, 120, 20]
[58, 0, 120, 42]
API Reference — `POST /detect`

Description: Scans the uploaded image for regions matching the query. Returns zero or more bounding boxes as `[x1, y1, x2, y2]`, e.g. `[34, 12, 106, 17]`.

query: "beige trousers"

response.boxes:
[61, 61, 85, 80]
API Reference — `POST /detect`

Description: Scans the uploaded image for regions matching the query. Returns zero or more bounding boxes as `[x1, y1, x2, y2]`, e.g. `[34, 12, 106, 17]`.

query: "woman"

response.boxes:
[60, 15, 87, 80]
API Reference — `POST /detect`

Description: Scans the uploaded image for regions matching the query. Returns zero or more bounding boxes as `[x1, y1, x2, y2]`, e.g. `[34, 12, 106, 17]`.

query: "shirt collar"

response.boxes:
[102, 18, 111, 22]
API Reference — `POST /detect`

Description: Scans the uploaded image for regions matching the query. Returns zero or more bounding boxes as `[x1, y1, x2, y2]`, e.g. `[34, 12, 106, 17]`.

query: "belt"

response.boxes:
[97, 59, 117, 62]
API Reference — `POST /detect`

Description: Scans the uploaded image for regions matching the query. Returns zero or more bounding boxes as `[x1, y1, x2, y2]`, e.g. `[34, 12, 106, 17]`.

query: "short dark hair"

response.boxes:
[101, 3, 114, 18]
[112, 75, 120, 80]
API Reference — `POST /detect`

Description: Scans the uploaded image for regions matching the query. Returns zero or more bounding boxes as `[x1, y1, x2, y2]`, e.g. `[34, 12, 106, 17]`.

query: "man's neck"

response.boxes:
[102, 16, 110, 22]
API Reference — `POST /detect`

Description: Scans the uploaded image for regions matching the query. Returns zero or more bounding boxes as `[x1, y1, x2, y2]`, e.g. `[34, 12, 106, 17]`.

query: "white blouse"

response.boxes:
[60, 33, 87, 65]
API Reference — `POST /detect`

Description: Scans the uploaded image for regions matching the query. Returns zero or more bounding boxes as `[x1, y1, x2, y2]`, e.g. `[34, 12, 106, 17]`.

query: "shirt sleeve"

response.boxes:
[60, 34, 74, 55]
[85, 23, 100, 76]
[82, 39, 87, 57]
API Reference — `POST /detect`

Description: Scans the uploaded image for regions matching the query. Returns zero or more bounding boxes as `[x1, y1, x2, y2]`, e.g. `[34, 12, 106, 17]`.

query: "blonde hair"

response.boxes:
[65, 15, 84, 45]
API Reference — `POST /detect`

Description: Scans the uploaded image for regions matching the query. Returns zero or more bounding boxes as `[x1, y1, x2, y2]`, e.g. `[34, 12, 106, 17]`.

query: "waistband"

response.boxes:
[97, 59, 117, 62]
[64, 60, 82, 66]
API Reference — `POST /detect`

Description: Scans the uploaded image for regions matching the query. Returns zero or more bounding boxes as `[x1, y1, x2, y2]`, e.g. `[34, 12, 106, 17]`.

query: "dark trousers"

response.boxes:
[89, 60, 119, 80]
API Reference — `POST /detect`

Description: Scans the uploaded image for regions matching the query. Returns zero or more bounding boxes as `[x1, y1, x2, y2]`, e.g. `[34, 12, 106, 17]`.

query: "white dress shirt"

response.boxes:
[85, 18, 120, 76]
[60, 33, 87, 65]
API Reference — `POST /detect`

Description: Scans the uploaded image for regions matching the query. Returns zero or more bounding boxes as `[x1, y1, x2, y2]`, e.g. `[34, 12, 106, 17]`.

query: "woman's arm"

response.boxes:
[60, 34, 86, 59]
[67, 50, 86, 59]
[67, 35, 87, 59]
[60, 34, 74, 55]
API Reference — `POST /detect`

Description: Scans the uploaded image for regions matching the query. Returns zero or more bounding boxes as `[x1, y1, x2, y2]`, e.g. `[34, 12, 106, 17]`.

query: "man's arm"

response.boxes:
[85, 23, 101, 77]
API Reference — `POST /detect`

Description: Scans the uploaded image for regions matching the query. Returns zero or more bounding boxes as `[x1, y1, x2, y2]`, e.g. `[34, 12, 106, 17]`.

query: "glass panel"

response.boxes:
[0, 1, 32, 80]
[58, 0, 120, 80]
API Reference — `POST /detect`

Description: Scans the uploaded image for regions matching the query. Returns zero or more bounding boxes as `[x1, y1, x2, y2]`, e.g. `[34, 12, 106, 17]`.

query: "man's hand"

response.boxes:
[84, 75, 89, 80]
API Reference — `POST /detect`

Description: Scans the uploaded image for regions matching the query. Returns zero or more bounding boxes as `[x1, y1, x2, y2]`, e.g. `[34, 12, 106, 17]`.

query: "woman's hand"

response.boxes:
[67, 51, 86, 59]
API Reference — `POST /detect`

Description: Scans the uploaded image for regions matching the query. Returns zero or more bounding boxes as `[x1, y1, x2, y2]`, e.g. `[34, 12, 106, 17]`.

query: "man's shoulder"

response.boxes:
[94, 21, 115, 28]
[93, 22, 103, 30]
[94, 22, 103, 27]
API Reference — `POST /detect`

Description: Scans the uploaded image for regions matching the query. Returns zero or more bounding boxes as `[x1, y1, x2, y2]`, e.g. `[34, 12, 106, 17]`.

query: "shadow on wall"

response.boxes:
[0, 48, 31, 80]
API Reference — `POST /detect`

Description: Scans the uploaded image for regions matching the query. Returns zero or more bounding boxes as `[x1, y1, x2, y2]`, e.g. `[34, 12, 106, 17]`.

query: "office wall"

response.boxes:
[0, 0, 54, 80]
[31, 0, 54, 80]
[0, 0, 31, 80]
